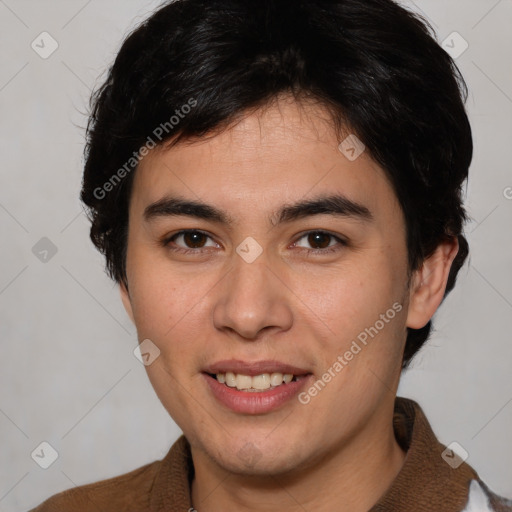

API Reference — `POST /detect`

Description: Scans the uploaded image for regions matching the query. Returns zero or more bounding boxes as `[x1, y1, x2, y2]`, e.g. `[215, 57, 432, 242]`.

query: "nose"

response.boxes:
[212, 246, 293, 341]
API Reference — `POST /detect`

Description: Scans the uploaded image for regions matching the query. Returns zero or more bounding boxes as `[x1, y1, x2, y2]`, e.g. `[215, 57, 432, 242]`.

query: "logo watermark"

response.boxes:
[93, 97, 197, 200]
[298, 301, 403, 405]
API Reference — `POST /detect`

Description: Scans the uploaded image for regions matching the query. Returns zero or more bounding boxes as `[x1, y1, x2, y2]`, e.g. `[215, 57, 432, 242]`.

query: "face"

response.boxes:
[121, 96, 413, 476]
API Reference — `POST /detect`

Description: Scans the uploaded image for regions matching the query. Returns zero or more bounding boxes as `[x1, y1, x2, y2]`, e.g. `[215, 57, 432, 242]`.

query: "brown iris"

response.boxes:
[183, 231, 208, 248]
[306, 232, 332, 249]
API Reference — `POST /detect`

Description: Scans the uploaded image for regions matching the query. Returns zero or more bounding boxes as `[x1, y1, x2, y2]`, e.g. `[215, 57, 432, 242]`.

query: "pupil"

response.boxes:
[309, 232, 330, 249]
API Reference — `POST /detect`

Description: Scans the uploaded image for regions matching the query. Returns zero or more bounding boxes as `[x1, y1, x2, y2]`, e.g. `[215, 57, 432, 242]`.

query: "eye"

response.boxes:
[293, 231, 347, 253]
[164, 229, 219, 253]
[162, 229, 347, 255]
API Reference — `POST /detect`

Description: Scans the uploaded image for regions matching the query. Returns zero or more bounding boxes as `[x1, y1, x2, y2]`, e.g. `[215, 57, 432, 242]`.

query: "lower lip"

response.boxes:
[203, 373, 313, 415]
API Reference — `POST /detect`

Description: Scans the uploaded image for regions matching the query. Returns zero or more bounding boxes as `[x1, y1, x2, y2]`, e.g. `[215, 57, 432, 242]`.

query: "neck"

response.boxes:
[190, 405, 406, 512]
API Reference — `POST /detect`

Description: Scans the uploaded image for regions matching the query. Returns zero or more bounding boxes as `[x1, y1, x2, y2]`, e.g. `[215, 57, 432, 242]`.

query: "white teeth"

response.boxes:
[270, 372, 283, 386]
[252, 374, 271, 390]
[225, 371, 237, 387]
[214, 372, 297, 391]
[235, 374, 252, 390]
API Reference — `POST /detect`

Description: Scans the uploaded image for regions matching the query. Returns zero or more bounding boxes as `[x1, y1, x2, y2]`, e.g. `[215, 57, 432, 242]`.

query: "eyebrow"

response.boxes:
[143, 193, 373, 226]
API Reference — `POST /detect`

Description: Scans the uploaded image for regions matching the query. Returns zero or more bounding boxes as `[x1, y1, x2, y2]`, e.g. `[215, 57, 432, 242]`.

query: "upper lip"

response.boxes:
[203, 359, 311, 376]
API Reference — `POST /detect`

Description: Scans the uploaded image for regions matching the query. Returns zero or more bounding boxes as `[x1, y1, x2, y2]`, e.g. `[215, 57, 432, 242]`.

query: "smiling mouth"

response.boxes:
[206, 372, 308, 392]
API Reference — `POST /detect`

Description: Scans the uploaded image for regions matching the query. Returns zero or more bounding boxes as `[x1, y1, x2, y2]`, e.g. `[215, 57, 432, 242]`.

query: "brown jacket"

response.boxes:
[30, 397, 512, 511]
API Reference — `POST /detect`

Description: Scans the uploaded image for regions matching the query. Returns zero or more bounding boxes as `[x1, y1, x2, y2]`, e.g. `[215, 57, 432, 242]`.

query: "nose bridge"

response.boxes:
[212, 240, 292, 339]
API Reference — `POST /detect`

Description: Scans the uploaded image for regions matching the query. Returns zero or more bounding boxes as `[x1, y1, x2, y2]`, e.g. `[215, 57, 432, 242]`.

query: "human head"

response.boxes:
[81, 0, 471, 369]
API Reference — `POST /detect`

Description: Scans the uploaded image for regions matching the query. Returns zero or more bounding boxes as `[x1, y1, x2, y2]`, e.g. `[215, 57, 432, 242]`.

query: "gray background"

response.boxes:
[0, 0, 511, 510]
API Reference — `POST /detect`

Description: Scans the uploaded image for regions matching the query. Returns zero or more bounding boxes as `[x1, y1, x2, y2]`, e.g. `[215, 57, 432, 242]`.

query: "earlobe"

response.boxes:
[406, 237, 460, 329]
[119, 280, 135, 324]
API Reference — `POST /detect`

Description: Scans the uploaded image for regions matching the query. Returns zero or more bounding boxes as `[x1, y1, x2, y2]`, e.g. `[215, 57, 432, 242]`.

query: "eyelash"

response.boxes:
[161, 229, 347, 255]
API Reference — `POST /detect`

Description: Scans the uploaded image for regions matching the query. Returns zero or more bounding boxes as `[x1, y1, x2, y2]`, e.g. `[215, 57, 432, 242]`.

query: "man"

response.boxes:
[31, 0, 511, 510]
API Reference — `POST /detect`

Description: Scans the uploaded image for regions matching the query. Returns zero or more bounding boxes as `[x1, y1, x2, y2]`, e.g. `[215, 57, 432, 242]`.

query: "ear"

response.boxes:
[119, 281, 135, 324]
[406, 237, 459, 329]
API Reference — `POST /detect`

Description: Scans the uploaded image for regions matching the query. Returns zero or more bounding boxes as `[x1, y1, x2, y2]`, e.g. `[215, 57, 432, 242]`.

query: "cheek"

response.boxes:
[126, 244, 185, 321]
[127, 258, 219, 370]
[306, 258, 404, 330]
[312, 257, 408, 377]
[126, 269, 174, 345]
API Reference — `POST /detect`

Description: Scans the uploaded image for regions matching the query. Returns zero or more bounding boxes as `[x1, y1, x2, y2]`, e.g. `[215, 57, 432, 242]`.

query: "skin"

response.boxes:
[120, 94, 459, 511]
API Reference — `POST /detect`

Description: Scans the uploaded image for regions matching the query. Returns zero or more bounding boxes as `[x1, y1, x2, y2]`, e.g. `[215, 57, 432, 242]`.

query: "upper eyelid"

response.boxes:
[293, 230, 346, 243]
[166, 229, 219, 247]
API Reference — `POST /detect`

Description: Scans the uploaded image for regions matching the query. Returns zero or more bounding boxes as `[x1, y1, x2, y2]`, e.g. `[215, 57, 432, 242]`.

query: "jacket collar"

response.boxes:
[370, 397, 477, 511]
[149, 396, 478, 511]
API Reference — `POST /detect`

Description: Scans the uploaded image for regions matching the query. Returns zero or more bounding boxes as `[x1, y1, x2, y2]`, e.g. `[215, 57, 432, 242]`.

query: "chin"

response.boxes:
[198, 434, 312, 477]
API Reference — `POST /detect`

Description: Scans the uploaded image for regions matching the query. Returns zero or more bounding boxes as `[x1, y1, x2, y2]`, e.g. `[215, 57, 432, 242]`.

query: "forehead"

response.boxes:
[131, 97, 400, 222]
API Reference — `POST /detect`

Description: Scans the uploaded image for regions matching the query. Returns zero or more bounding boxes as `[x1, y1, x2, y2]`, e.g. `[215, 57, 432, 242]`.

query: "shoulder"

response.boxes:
[28, 459, 162, 512]
[462, 479, 512, 512]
